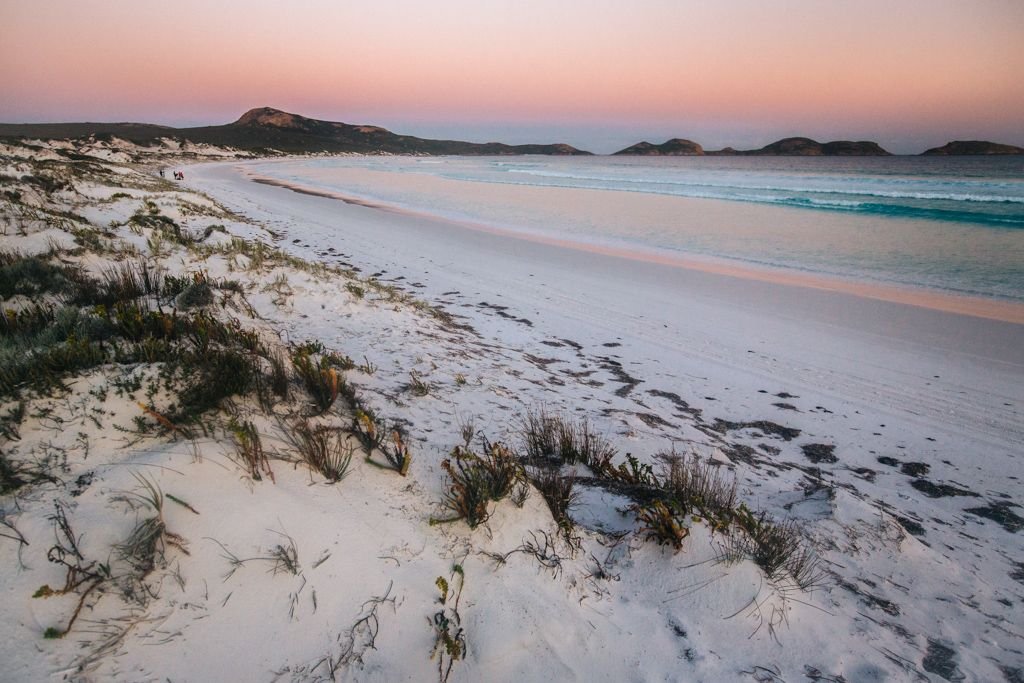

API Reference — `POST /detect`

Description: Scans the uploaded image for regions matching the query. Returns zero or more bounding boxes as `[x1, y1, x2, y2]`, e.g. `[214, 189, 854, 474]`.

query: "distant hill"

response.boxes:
[5, 113, 1017, 157]
[0, 121, 175, 140]
[707, 137, 890, 156]
[0, 107, 592, 156]
[613, 139, 704, 156]
[921, 140, 1024, 155]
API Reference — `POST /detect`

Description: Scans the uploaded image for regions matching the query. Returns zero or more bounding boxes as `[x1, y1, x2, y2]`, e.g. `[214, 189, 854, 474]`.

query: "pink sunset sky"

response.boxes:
[1, 0, 1022, 154]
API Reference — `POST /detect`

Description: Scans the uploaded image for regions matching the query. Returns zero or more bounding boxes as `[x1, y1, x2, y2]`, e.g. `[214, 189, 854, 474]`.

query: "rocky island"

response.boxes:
[613, 138, 704, 155]
[708, 137, 891, 156]
[922, 140, 1024, 155]
[614, 136, 891, 156]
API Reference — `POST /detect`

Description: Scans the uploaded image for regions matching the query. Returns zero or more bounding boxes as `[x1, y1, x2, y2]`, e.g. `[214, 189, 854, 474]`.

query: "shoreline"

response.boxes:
[241, 166, 1024, 325]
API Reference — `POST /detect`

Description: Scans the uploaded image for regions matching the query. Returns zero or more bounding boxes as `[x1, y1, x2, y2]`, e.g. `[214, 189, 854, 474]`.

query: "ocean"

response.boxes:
[251, 155, 1024, 303]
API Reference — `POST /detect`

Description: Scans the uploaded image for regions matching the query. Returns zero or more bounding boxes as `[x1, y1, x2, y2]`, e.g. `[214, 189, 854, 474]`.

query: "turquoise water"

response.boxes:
[254, 155, 1024, 303]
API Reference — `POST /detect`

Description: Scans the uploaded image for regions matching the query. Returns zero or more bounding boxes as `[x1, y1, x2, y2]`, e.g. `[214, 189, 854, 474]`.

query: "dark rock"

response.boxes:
[911, 479, 979, 498]
[708, 137, 890, 156]
[712, 419, 801, 441]
[900, 461, 930, 477]
[802, 443, 837, 464]
[895, 515, 926, 537]
[837, 579, 900, 616]
[821, 140, 891, 156]
[1000, 665, 1024, 683]
[922, 140, 1024, 156]
[851, 467, 876, 482]
[922, 639, 965, 681]
[964, 502, 1023, 533]
[634, 412, 675, 429]
[613, 138, 704, 156]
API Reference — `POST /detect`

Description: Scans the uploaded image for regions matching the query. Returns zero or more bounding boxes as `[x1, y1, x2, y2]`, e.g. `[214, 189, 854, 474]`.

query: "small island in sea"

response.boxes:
[613, 138, 705, 155]
[922, 140, 1024, 155]
[614, 136, 892, 156]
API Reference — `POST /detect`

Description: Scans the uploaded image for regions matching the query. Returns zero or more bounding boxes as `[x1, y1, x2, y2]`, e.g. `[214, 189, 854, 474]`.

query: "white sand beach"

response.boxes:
[1, 141, 1022, 682]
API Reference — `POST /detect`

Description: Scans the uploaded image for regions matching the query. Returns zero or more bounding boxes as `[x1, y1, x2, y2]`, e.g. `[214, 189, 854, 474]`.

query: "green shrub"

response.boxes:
[255, 348, 290, 410]
[0, 252, 84, 299]
[0, 302, 56, 339]
[742, 516, 823, 589]
[73, 261, 162, 306]
[660, 450, 737, 529]
[430, 565, 466, 683]
[291, 345, 350, 414]
[229, 419, 273, 482]
[432, 449, 497, 528]
[528, 468, 578, 538]
[171, 348, 256, 422]
[636, 501, 688, 551]
[520, 408, 615, 471]
[287, 421, 353, 483]
[175, 280, 214, 309]
[0, 333, 106, 396]
[608, 454, 656, 487]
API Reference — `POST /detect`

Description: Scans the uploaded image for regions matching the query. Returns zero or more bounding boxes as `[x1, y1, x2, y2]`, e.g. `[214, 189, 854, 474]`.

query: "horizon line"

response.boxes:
[2, 106, 1022, 156]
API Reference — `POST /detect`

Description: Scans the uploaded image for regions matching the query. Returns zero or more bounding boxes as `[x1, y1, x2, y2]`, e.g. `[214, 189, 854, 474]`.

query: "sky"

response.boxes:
[1, 0, 1022, 154]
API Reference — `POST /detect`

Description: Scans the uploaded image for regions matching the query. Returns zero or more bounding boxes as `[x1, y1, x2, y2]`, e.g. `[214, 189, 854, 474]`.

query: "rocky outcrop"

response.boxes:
[754, 137, 888, 156]
[820, 140, 891, 156]
[921, 140, 1024, 155]
[706, 137, 890, 156]
[613, 139, 704, 156]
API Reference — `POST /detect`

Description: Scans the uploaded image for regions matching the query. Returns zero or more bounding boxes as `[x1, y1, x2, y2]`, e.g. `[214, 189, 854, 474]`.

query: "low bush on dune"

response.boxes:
[527, 466, 579, 542]
[519, 406, 615, 471]
[430, 564, 467, 683]
[719, 514, 826, 591]
[0, 253, 271, 414]
[436, 410, 824, 589]
[356, 407, 412, 475]
[0, 249, 89, 299]
[291, 341, 356, 414]
[636, 500, 689, 551]
[1, 246, 416, 471]
[659, 448, 738, 529]
[229, 418, 274, 482]
[282, 419, 354, 483]
[431, 441, 523, 528]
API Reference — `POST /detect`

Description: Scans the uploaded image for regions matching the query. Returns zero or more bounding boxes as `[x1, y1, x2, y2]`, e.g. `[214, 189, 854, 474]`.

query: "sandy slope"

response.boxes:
[0, 143, 1021, 682]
